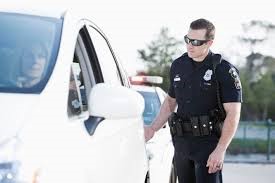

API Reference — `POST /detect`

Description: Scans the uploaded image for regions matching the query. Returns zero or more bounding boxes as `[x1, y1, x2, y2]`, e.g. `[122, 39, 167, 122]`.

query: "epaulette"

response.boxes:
[212, 53, 222, 71]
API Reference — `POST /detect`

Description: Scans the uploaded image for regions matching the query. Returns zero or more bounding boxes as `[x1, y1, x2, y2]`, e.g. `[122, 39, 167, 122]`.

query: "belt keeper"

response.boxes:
[200, 115, 210, 136]
[190, 117, 200, 136]
[201, 122, 210, 136]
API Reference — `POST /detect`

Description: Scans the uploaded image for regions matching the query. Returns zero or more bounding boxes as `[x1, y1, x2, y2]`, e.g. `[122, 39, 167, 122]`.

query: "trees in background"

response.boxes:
[238, 20, 275, 120]
[137, 27, 182, 91]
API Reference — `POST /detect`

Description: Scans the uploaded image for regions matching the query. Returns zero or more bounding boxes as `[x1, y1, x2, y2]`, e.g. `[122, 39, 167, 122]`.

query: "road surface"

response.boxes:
[223, 163, 275, 183]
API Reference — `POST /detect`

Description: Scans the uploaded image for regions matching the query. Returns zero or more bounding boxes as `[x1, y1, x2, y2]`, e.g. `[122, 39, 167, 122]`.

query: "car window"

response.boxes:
[0, 12, 62, 93]
[138, 91, 161, 125]
[67, 36, 92, 117]
[67, 67, 82, 117]
[87, 26, 122, 86]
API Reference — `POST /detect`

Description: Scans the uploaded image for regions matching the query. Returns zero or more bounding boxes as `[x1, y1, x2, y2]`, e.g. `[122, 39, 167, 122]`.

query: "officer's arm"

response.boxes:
[217, 102, 241, 151]
[150, 95, 177, 132]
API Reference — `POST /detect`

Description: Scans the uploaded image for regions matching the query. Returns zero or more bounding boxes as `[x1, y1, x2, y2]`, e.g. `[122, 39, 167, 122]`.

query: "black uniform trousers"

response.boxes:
[173, 134, 222, 183]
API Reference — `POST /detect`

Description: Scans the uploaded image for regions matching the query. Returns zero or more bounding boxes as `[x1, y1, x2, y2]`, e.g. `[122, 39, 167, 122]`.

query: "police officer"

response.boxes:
[144, 18, 242, 183]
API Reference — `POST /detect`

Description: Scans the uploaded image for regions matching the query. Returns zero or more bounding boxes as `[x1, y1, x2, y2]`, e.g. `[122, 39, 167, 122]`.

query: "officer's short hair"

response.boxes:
[190, 18, 215, 40]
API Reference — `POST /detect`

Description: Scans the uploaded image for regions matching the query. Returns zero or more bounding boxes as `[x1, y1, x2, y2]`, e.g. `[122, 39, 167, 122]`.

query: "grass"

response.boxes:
[228, 138, 275, 154]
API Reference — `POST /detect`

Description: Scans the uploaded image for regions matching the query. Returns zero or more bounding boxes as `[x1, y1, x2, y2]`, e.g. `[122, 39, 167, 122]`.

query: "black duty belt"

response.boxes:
[168, 114, 215, 137]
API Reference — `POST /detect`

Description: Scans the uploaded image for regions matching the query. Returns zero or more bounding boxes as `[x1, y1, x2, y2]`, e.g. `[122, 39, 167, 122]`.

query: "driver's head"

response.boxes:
[20, 42, 48, 80]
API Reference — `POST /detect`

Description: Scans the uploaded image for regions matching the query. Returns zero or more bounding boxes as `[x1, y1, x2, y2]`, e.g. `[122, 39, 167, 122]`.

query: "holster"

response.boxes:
[213, 121, 223, 138]
[168, 112, 178, 137]
[177, 118, 185, 136]
[209, 109, 224, 138]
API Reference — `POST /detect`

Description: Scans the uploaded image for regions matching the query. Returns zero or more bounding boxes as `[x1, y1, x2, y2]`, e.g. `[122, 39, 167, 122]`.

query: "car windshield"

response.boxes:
[138, 91, 161, 126]
[0, 12, 62, 93]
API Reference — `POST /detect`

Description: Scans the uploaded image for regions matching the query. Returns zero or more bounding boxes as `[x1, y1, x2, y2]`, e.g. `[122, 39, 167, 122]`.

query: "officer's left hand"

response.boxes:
[206, 146, 226, 174]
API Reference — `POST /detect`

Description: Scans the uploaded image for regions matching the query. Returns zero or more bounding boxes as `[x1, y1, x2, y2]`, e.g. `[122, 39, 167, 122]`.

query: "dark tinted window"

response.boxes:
[138, 91, 161, 125]
[0, 12, 62, 93]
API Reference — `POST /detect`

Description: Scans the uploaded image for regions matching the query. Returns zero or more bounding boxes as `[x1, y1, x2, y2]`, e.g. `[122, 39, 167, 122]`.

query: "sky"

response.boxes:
[3, 0, 275, 75]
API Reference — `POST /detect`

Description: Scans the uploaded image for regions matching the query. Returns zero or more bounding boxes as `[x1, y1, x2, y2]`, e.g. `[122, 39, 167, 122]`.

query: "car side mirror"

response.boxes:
[88, 83, 144, 119]
[84, 83, 145, 135]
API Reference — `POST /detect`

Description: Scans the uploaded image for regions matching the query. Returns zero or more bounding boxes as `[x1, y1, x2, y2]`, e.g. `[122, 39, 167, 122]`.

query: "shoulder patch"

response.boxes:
[229, 67, 242, 89]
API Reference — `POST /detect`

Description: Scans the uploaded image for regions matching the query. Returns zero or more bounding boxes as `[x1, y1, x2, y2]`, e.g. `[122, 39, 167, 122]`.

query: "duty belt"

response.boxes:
[168, 113, 215, 137]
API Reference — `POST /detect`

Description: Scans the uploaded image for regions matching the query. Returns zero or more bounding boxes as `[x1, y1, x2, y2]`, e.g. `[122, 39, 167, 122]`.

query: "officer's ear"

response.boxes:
[206, 40, 213, 47]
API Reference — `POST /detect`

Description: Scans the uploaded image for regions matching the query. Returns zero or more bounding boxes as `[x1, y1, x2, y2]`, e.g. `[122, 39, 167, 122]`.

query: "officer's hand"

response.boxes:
[206, 146, 226, 174]
[144, 126, 155, 142]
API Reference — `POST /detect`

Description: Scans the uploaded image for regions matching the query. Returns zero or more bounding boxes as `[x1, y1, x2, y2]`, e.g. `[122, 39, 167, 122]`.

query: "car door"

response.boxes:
[62, 21, 147, 183]
[147, 87, 174, 183]
[86, 23, 148, 182]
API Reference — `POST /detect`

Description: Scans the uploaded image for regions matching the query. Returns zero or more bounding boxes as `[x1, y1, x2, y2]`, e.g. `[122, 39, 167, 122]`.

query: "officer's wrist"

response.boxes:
[216, 143, 227, 152]
[150, 124, 158, 132]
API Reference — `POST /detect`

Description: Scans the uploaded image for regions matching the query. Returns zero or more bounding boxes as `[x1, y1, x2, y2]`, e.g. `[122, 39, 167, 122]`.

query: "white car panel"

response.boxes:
[134, 85, 175, 183]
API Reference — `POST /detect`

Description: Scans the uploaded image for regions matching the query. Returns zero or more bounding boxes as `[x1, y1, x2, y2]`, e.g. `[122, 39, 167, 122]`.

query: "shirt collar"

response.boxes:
[187, 50, 213, 67]
[202, 51, 213, 66]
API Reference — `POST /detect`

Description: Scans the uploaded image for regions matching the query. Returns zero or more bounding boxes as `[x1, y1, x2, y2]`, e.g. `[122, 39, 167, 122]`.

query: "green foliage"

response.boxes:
[228, 138, 275, 154]
[137, 27, 183, 91]
[240, 67, 275, 120]
[238, 20, 275, 121]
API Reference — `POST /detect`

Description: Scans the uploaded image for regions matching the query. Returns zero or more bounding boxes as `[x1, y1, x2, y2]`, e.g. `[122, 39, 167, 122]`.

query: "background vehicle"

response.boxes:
[130, 76, 177, 183]
[0, 8, 148, 183]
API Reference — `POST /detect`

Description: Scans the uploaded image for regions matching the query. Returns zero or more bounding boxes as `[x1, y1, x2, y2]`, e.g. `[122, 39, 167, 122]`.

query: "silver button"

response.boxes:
[203, 124, 206, 127]
[209, 122, 212, 125]
[194, 125, 197, 128]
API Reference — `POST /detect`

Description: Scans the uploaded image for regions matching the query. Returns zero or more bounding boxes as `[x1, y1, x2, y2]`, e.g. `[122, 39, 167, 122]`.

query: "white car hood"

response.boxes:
[0, 93, 39, 145]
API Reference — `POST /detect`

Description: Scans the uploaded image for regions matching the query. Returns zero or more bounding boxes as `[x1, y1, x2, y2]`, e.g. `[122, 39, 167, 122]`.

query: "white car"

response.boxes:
[0, 7, 149, 183]
[131, 77, 176, 183]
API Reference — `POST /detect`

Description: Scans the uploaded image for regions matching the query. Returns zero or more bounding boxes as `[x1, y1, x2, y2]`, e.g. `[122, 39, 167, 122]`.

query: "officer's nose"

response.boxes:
[187, 42, 194, 48]
[187, 45, 195, 52]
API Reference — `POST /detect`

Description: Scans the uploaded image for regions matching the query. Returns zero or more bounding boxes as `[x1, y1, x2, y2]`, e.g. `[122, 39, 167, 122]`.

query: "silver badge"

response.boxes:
[203, 69, 213, 81]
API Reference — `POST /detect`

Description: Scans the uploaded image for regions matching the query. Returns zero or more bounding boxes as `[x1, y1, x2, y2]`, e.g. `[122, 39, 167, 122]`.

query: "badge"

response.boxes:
[203, 69, 213, 81]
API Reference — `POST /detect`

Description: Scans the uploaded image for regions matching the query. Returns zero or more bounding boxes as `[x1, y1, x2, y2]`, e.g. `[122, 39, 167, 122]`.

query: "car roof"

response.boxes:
[0, 4, 66, 19]
[132, 85, 157, 93]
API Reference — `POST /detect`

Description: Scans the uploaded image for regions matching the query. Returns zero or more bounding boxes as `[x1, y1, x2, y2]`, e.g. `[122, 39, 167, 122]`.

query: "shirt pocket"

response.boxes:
[200, 80, 215, 93]
[173, 80, 184, 98]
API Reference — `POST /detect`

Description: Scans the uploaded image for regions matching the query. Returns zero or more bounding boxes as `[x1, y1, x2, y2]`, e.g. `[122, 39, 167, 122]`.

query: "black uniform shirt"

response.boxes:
[168, 51, 242, 117]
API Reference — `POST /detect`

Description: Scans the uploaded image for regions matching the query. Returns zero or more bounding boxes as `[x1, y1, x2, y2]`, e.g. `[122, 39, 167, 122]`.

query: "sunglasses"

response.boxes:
[184, 35, 209, 46]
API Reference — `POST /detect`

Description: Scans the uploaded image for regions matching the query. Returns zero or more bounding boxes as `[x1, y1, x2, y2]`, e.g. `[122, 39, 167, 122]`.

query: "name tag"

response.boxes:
[203, 82, 211, 86]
